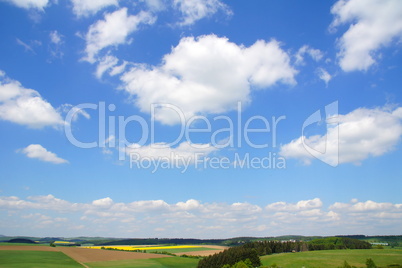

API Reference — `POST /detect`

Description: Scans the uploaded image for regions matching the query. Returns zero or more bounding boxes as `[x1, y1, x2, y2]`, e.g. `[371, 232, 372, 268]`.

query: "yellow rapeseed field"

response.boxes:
[83, 245, 200, 251]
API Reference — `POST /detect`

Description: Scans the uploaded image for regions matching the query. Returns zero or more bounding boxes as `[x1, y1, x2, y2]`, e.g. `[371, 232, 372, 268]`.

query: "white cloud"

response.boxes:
[126, 141, 218, 165]
[84, 8, 156, 63]
[20, 144, 68, 164]
[295, 45, 323, 65]
[280, 106, 402, 165]
[316, 67, 332, 86]
[3, 0, 49, 10]
[95, 54, 127, 79]
[330, 200, 398, 212]
[1, 195, 401, 237]
[173, 0, 232, 26]
[92, 197, 114, 208]
[0, 72, 64, 128]
[266, 198, 323, 211]
[121, 35, 297, 125]
[70, 0, 118, 17]
[330, 0, 402, 72]
[49, 31, 62, 45]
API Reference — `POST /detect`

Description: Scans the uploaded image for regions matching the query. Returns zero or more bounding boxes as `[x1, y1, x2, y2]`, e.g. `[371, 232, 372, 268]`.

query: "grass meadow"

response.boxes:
[261, 249, 402, 268]
[0, 250, 83, 268]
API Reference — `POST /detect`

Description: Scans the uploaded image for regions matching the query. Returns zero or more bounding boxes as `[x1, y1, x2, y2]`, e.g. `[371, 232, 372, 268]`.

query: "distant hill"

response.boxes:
[102, 238, 226, 246]
[1, 235, 401, 247]
[7, 238, 37, 244]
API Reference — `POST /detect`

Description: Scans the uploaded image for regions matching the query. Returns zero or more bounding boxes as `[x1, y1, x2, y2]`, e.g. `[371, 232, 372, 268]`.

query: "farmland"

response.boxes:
[0, 250, 83, 268]
[1, 237, 402, 268]
[83, 245, 224, 255]
[0, 244, 222, 268]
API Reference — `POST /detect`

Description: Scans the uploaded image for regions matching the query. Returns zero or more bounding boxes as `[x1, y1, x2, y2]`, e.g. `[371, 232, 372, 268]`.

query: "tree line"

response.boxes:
[198, 237, 371, 268]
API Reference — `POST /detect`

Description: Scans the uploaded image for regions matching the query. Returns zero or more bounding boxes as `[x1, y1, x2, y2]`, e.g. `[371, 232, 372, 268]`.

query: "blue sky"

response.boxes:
[0, 0, 402, 238]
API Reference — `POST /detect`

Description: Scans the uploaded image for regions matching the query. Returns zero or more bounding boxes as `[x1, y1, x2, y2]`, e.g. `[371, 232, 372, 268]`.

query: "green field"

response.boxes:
[86, 256, 198, 268]
[0, 250, 84, 268]
[261, 249, 402, 268]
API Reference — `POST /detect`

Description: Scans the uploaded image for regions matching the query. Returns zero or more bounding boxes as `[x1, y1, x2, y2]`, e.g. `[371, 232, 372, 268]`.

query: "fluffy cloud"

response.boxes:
[3, 0, 49, 10]
[70, 0, 118, 17]
[126, 142, 218, 164]
[329, 200, 402, 231]
[266, 198, 323, 211]
[0, 72, 64, 128]
[295, 45, 324, 65]
[330, 0, 402, 71]
[121, 35, 297, 125]
[280, 106, 402, 165]
[20, 144, 68, 164]
[330, 200, 401, 212]
[96, 54, 127, 79]
[92, 197, 114, 208]
[84, 8, 156, 63]
[173, 0, 232, 26]
[1, 195, 400, 237]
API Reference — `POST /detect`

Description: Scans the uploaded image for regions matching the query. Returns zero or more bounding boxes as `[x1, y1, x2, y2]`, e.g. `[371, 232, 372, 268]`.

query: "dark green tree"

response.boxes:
[366, 258, 377, 268]
[341, 260, 351, 268]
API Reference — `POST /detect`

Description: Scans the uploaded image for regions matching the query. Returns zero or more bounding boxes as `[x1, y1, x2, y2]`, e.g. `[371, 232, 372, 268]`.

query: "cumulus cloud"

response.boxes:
[70, 0, 118, 17]
[126, 141, 218, 164]
[92, 197, 114, 208]
[96, 54, 127, 79]
[280, 105, 402, 165]
[2, 0, 49, 10]
[330, 0, 402, 72]
[121, 34, 297, 125]
[295, 45, 324, 65]
[329, 200, 402, 231]
[266, 198, 323, 211]
[173, 0, 232, 26]
[0, 72, 64, 128]
[20, 144, 68, 164]
[1, 195, 401, 237]
[330, 200, 401, 212]
[83, 8, 156, 63]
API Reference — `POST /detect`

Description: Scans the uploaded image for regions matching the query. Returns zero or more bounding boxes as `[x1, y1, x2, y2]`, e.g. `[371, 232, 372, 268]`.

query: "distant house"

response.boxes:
[370, 242, 388, 246]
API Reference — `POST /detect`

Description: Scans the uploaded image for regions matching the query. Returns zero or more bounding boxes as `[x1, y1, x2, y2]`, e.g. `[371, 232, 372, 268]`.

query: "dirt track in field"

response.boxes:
[198, 245, 228, 250]
[175, 245, 228, 257]
[176, 249, 223, 256]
